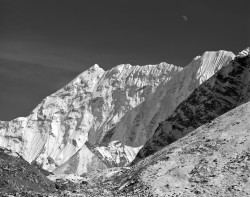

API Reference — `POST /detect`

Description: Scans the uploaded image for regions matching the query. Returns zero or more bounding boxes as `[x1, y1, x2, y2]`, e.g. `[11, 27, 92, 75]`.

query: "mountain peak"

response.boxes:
[89, 63, 103, 71]
[0, 48, 243, 178]
[237, 47, 250, 57]
[201, 50, 235, 59]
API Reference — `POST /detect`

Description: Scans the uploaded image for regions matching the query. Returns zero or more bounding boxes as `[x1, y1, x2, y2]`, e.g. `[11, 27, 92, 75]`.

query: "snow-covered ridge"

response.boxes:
[85, 50, 235, 168]
[134, 50, 250, 163]
[0, 49, 239, 175]
[0, 61, 181, 172]
[237, 47, 250, 57]
[52, 50, 235, 174]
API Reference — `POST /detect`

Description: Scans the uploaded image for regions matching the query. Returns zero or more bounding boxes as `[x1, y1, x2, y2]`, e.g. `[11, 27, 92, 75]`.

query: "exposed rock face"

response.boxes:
[108, 100, 250, 197]
[0, 62, 181, 172]
[134, 51, 250, 163]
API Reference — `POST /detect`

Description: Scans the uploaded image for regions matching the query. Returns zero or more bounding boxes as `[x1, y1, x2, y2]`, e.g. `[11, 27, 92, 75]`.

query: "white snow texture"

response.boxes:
[0, 50, 236, 174]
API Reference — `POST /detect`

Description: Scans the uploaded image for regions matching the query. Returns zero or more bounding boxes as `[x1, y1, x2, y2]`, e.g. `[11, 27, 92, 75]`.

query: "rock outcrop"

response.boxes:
[0, 147, 56, 195]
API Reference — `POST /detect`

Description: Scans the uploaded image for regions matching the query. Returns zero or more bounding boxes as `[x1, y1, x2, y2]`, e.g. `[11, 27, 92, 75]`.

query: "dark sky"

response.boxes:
[0, 0, 249, 120]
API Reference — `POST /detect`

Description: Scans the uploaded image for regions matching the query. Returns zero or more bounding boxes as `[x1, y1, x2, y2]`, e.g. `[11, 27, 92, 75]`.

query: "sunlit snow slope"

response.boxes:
[0, 62, 181, 172]
[0, 49, 237, 175]
[54, 50, 234, 174]
[93, 50, 235, 168]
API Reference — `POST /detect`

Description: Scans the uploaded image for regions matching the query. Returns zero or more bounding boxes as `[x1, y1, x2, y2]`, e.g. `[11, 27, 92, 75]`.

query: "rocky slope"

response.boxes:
[134, 49, 250, 164]
[104, 99, 250, 197]
[0, 147, 56, 195]
[0, 62, 182, 172]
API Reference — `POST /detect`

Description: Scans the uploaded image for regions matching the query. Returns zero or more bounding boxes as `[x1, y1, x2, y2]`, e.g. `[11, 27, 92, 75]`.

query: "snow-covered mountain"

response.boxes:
[47, 50, 235, 175]
[94, 50, 234, 167]
[0, 48, 239, 176]
[0, 62, 181, 172]
[133, 48, 250, 164]
[91, 49, 250, 197]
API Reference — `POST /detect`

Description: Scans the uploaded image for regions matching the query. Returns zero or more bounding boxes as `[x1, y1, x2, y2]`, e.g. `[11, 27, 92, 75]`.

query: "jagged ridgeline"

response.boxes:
[0, 48, 247, 177]
[106, 49, 250, 197]
[134, 47, 250, 163]
[0, 47, 250, 196]
[0, 63, 181, 174]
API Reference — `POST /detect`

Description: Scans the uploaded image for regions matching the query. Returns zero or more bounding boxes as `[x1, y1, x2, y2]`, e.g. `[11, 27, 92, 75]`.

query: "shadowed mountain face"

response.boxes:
[133, 53, 250, 164]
